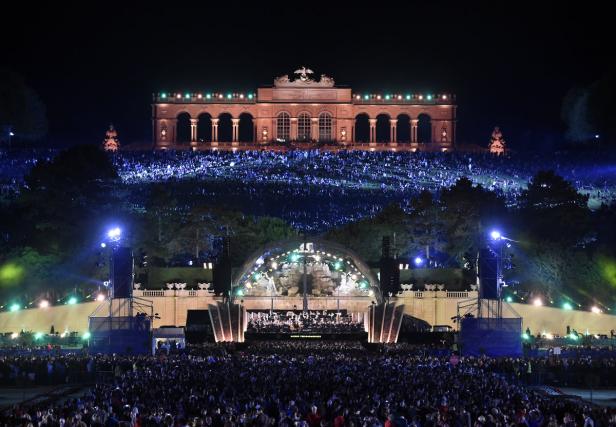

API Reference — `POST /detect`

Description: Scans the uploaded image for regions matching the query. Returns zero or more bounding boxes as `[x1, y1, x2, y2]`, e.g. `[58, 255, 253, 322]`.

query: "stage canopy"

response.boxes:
[233, 238, 381, 302]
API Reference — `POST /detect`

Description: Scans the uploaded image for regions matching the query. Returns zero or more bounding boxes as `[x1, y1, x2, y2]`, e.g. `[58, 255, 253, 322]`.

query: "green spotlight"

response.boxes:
[253, 272, 262, 281]
[161, 93, 167, 98]
[334, 261, 342, 270]
[521, 333, 530, 340]
[82, 331, 91, 340]
[505, 296, 513, 303]
[10, 303, 20, 312]
[185, 93, 190, 99]
[562, 302, 573, 310]
[290, 253, 300, 262]
[34, 332, 43, 340]
[236, 288, 244, 297]
[364, 94, 369, 100]
[227, 93, 232, 99]
[427, 94, 433, 100]
[248, 94, 254, 99]
[569, 333, 578, 340]
[405, 94, 411, 100]
[67, 297, 77, 305]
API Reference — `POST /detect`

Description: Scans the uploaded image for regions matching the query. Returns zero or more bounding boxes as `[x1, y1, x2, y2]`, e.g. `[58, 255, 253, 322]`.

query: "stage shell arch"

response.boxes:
[233, 238, 382, 303]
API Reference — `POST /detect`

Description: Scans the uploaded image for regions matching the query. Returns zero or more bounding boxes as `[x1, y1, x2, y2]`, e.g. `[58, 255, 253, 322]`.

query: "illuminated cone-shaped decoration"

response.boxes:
[489, 126, 506, 155]
[102, 123, 120, 152]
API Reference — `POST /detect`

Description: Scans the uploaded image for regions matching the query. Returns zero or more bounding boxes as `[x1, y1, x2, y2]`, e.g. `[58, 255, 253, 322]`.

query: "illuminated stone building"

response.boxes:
[152, 68, 456, 150]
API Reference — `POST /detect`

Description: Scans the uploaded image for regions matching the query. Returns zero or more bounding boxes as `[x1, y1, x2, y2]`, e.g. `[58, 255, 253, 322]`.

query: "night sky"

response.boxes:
[1, 3, 611, 149]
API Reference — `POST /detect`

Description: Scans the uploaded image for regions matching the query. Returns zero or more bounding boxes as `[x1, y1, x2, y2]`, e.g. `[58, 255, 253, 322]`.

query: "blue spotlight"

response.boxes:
[414, 257, 423, 266]
[107, 227, 121, 241]
[490, 230, 502, 240]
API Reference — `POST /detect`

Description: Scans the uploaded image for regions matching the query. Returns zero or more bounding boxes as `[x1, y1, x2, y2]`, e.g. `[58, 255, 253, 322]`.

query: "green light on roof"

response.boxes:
[185, 93, 190, 98]
[161, 93, 167, 98]
[248, 94, 253, 99]
[227, 93, 232, 99]
[385, 95, 390, 100]
[206, 93, 211, 99]
[405, 94, 411, 100]
[427, 94, 433, 100]
[364, 95, 369, 100]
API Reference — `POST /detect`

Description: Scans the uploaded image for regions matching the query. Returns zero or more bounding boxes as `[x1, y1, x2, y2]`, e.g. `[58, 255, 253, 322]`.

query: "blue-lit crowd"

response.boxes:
[2, 148, 616, 231]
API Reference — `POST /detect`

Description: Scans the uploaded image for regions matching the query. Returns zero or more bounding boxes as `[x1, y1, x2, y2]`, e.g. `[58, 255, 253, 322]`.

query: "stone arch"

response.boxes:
[197, 112, 212, 143]
[418, 113, 432, 143]
[238, 112, 254, 142]
[354, 113, 370, 143]
[176, 112, 191, 144]
[376, 113, 391, 143]
[218, 113, 233, 143]
[396, 114, 411, 143]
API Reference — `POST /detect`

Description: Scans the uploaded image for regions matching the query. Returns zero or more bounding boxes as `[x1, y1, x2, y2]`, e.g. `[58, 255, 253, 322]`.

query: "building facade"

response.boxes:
[152, 68, 456, 150]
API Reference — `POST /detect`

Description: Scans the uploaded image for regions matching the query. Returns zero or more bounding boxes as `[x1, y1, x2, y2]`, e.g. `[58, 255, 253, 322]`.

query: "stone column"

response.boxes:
[252, 118, 257, 143]
[290, 117, 298, 141]
[431, 122, 436, 144]
[411, 119, 418, 143]
[211, 118, 219, 144]
[232, 118, 240, 143]
[389, 119, 398, 144]
[190, 119, 198, 146]
[169, 118, 178, 145]
[369, 118, 377, 144]
[352, 119, 356, 143]
[311, 117, 319, 142]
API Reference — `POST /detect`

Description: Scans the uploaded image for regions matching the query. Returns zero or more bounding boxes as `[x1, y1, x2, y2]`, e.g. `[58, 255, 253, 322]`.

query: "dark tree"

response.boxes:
[0, 69, 48, 143]
[519, 171, 590, 245]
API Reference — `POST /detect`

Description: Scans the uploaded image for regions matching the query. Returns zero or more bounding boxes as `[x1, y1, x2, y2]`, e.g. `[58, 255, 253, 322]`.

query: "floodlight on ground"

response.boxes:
[96, 293, 106, 302]
[9, 303, 20, 312]
[533, 297, 543, 307]
[39, 299, 49, 309]
[591, 305, 602, 314]
[562, 302, 573, 310]
[490, 230, 502, 240]
[67, 297, 77, 305]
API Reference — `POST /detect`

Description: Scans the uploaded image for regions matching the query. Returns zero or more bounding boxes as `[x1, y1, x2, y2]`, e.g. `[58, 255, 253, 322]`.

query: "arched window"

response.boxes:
[276, 112, 290, 141]
[298, 112, 311, 141]
[318, 112, 333, 142]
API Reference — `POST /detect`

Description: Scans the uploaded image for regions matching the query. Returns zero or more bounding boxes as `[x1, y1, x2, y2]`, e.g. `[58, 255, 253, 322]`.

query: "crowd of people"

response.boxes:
[246, 311, 365, 334]
[2, 148, 616, 231]
[3, 342, 616, 426]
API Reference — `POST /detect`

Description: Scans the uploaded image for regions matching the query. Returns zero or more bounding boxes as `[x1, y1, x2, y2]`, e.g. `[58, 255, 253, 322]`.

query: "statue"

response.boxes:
[489, 126, 506, 155]
[102, 123, 120, 152]
[294, 66, 314, 82]
[274, 74, 290, 86]
[319, 74, 335, 87]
